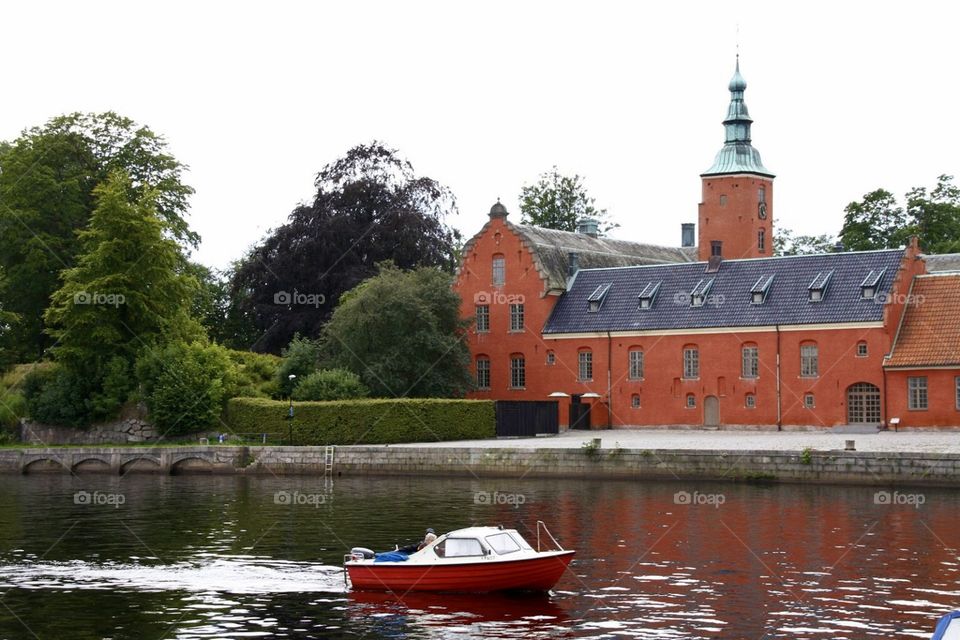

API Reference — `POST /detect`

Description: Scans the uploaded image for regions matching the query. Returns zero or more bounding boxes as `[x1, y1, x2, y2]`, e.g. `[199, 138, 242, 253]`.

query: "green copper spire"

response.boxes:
[702, 57, 774, 177]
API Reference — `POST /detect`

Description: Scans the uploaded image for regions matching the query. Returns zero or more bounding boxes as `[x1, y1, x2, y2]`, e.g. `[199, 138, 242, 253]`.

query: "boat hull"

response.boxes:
[347, 550, 575, 592]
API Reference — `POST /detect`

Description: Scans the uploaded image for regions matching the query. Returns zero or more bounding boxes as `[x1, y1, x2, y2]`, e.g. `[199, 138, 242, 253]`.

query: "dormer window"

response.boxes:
[808, 271, 833, 303]
[587, 283, 612, 313]
[750, 275, 774, 305]
[690, 278, 714, 307]
[637, 281, 661, 310]
[860, 269, 885, 300]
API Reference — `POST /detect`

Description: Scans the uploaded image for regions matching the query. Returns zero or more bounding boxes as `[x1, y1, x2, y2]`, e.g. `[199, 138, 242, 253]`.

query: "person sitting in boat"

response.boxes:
[418, 528, 437, 550]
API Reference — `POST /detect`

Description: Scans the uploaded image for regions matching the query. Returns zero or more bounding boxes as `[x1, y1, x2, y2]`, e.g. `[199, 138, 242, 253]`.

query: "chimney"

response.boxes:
[681, 223, 695, 247]
[576, 218, 599, 238]
[706, 240, 722, 272]
[568, 252, 580, 277]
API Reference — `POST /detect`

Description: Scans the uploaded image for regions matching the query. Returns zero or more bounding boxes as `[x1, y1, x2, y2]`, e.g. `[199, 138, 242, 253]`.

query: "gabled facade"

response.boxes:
[453, 59, 953, 429]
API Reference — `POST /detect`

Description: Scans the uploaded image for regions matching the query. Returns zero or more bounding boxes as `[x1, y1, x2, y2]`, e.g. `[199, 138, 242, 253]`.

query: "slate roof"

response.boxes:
[886, 274, 960, 367]
[510, 223, 696, 292]
[923, 253, 960, 273]
[543, 249, 905, 334]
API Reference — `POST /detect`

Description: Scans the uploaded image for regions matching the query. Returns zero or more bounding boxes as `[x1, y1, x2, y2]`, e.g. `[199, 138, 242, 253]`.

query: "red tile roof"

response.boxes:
[887, 274, 960, 367]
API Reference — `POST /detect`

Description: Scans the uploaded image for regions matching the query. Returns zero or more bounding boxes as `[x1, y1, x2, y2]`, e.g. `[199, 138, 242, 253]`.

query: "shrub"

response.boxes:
[226, 349, 281, 398]
[225, 397, 494, 445]
[137, 341, 239, 436]
[0, 391, 27, 433]
[292, 369, 369, 402]
[22, 365, 91, 427]
[276, 335, 319, 397]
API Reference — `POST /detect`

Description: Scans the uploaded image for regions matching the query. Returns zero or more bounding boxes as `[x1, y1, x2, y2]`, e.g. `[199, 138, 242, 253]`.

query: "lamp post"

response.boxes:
[287, 374, 297, 445]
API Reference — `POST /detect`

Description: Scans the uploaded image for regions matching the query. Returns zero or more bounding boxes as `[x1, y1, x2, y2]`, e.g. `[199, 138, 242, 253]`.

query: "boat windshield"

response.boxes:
[435, 538, 485, 558]
[485, 532, 521, 555]
[509, 531, 534, 550]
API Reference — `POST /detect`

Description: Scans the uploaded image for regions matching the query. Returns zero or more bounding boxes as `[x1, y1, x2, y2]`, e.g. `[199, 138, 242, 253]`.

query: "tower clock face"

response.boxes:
[758, 202, 768, 219]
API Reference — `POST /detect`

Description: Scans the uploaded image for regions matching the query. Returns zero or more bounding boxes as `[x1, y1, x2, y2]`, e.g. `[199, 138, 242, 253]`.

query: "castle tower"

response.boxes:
[698, 57, 775, 261]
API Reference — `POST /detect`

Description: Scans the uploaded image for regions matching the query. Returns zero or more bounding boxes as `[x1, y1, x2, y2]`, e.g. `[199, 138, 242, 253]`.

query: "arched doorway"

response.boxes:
[704, 396, 720, 428]
[846, 382, 881, 424]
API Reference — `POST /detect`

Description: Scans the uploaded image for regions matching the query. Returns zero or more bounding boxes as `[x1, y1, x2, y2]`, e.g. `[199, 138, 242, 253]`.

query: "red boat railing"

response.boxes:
[536, 520, 564, 551]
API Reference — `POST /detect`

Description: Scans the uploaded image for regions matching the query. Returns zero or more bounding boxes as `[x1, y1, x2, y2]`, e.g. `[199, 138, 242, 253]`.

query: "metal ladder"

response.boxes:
[323, 445, 335, 476]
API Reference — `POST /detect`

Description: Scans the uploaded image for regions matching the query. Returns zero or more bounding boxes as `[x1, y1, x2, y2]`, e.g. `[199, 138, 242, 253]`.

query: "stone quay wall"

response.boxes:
[1, 445, 959, 487]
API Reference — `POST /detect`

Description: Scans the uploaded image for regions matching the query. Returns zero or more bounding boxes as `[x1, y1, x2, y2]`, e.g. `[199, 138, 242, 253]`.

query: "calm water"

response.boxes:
[0, 472, 957, 639]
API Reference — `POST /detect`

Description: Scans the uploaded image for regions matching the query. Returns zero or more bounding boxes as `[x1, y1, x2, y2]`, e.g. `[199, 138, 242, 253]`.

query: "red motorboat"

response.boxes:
[344, 522, 574, 593]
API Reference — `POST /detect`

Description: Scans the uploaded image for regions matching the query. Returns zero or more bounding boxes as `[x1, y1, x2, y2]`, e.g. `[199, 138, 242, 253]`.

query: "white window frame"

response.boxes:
[475, 305, 489, 333]
[629, 349, 644, 380]
[683, 347, 699, 379]
[578, 350, 593, 381]
[509, 303, 524, 332]
[742, 345, 759, 378]
[908, 376, 928, 411]
[476, 357, 490, 390]
[800, 344, 819, 377]
[492, 256, 505, 287]
[510, 356, 525, 389]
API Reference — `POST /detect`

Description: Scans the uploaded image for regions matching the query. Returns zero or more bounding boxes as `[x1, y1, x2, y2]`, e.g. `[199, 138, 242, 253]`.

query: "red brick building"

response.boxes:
[453, 60, 957, 430]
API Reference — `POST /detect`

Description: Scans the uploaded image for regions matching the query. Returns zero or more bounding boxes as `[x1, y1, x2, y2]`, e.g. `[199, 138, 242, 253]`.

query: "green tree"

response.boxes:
[0, 112, 195, 361]
[43, 172, 199, 422]
[519, 166, 617, 234]
[136, 340, 238, 436]
[229, 142, 461, 353]
[906, 175, 960, 253]
[0, 269, 18, 373]
[321, 263, 471, 398]
[774, 228, 838, 256]
[276, 334, 320, 397]
[839, 189, 909, 251]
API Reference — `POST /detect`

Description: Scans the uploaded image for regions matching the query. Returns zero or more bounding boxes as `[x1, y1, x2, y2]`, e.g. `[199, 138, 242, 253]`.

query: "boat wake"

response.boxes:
[0, 555, 348, 594]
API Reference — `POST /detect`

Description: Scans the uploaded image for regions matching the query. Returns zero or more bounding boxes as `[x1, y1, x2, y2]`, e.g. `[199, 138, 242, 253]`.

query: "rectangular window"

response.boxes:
[510, 356, 525, 389]
[908, 376, 928, 410]
[686, 394, 696, 408]
[492, 256, 505, 286]
[804, 393, 815, 409]
[578, 351, 593, 381]
[956, 376, 960, 410]
[629, 350, 644, 380]
[800, 344, 819, 377]
[509, 303, 524, 332]
[475, 305, 489, 332]
[857, 342, 868, 357]
[476, 358, 490, 390]
[758, 185, 766, 203]
[741, 346, 759, 378]
[745, 394, 756, 408]
[758, 228, 766, 253]
[683, 347, 699, 379]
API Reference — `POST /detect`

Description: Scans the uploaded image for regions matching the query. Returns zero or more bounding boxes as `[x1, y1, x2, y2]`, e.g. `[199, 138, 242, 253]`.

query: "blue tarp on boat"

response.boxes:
[374, 551, 410, 563]
[932, 611, 960, 639]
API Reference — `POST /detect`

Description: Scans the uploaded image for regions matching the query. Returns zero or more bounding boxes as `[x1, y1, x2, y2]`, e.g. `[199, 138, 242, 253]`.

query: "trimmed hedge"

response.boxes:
[225, 397, 495, 445]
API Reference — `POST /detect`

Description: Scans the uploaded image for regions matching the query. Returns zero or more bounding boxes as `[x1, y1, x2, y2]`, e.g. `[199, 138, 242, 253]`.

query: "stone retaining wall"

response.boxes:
[2, 445, 958, 486]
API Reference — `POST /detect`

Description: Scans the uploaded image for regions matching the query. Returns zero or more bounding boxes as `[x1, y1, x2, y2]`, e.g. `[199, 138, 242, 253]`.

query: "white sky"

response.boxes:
[3, 1, 958, 269]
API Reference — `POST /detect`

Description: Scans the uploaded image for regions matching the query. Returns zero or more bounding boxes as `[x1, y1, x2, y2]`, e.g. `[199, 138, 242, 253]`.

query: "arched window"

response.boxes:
[578, 349, 593, 381]
[475, 356, 490, 390]
[631, 394, 641, 409]
[492, 254, 505, 286]
[683, 345, 699, 379]
[745, 393, 756, 409]
[741, 343, 759, 378]
[628, 348, 644, 380]
[509, 354, 525, 389]
[800, 342, 819, 377]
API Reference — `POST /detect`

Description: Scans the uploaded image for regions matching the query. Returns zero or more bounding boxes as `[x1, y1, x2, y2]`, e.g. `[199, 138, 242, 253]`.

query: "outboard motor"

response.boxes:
[350, 547, 375, 560]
